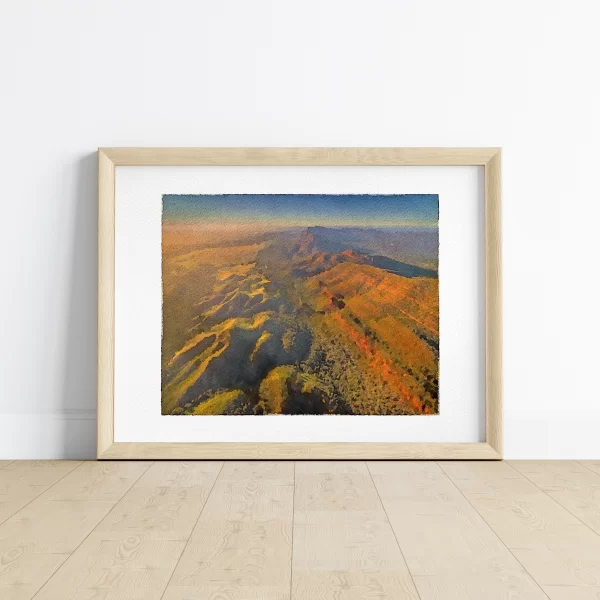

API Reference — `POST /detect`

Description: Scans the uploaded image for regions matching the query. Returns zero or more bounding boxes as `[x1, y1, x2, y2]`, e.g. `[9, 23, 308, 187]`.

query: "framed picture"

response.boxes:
[98, 148, 501, 459]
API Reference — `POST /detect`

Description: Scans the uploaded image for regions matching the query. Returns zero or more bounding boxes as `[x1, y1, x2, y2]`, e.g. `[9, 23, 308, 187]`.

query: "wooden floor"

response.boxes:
[1, 461, 600, 599]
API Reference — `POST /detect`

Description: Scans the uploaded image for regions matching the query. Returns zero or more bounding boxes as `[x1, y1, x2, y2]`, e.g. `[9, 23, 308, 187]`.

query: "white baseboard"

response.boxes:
[0, 411, 97, 459]
[1, 410, 598, 460]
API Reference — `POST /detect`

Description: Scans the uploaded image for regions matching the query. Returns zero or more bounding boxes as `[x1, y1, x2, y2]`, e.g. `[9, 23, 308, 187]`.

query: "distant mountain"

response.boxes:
[294, 228, 319, 254]
[291, 226, 438, 271]
[290, 227, 437, 279]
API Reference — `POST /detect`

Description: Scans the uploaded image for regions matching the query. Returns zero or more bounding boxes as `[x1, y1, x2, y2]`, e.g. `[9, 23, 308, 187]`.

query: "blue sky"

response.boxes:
[163, 194, 438, 228]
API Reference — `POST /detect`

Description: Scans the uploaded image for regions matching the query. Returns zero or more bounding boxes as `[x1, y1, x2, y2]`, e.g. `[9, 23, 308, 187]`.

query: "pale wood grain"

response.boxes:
[0, 462, 13, 470]
[582, 462, 600, 477]
[293, 461, 418, 599]
[440, 461, 600, 547]
[412, 574, 552, 600]
[293, 572, 419, 600]
[294, 472, 381, 512]
[163, 585, 289, 600]
[97, 149, 115, 458]
[93, 485, 210, 542]
[0, 461, 82, 524]
[100, 147, 501, 166]
[219, 461, 294, 483]
[3, 461, 600, 600]
[486, 149, 503, 456]
[97, 147, 502, 461]
[34, 532, 185, 600]
[294, 510, 404, 571]
[511, 547, 600, 587]
[542, 585, 600, 599]
[0, 501, 115, 600]
[99, 442, 501, 460]
[135, 460, 222, 488]
[440, 460, 600, 591]
[0, 500, 118, 553]
[511, 461, 600, 535]
[26, 463, 218, 599]
[42, 460, 151, 502]
[0, 461, 151, 600]
[175, 521, 292, 587]
[193, 480, 294, 524]
[369, 461, 547, 599]
[94, 462, 222, 540]
[295, 461, 369, 475]
[0, 549, 66, 588]
[370, 462, 520, 575]
[0, 461, 82, 486]
[0, 556, 67, 600]
[165, 461, 292, 599]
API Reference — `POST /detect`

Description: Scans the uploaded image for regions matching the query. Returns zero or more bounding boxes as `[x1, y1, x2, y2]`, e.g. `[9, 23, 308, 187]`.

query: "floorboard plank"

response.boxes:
[441, 460, 600, 593]
[0, 461, 151, 600]
[32, 461, 220, 599]
[42, 460, 154, 502]
[510, 460, 600, 535]
[542, 585, 600, 599]
[135, 460, 222, 488]
[0, 461, 82, 524]
[580, 462, 600, 477]
[94, 461, 223, 541]
[163, 461, 292, 600]
[370, 461, 548, 599]
[292, 461, 419, 600]
[34, 532, 185, 600]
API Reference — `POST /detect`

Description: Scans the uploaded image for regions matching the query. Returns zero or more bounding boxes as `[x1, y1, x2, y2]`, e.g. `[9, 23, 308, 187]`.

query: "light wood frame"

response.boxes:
[98, 148, 502, 460]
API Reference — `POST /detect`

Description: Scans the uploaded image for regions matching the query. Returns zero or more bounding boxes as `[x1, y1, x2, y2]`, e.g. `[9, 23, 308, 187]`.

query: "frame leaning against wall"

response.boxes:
[98, 148, 502, 460]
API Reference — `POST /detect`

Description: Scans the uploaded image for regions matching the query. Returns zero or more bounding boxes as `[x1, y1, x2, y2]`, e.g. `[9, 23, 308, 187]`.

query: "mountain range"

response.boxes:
[161, 225, 439, 416]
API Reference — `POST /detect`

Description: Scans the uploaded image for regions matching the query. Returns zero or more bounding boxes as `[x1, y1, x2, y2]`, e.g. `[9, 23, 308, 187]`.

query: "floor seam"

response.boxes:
[0, 460, 84, 527]
[506, 460, 600, 539]
[575, 460, 600, 477]
[29, 460, 155, 600]
[366, 461, 423, 600]
[436, 461, 552, 600]
[158, 461, 225, 600]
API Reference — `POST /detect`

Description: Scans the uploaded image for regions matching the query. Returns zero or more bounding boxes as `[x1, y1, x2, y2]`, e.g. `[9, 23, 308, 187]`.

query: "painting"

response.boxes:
[161, 194, 439, 416]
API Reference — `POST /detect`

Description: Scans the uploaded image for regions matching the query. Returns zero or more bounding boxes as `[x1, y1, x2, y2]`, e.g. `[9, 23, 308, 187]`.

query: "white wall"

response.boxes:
[1, 0, 598, 459]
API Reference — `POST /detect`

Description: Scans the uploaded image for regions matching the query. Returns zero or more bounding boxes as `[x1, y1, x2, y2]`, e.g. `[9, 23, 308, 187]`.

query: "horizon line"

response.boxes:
[163, 221, 438, 229]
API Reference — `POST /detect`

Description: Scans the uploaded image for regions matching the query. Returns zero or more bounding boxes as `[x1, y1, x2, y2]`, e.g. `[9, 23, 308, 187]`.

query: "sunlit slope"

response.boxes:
[300, 262, 438, 414]
[161, 233, 267, 368]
